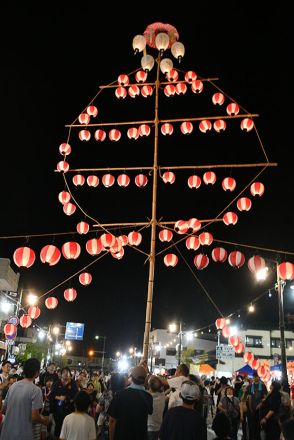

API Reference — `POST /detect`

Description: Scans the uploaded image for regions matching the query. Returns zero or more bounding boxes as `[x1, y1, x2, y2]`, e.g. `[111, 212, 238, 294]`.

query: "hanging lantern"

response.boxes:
[164, 84, 176, 97]
[222, 325, 230, 338]
[250, 359, 260, 370]
[62, 242, 81, 260]
[228, 251, 245, 268]
[79, 272, 92, 286]
[100, 233, 116, 249]
[241, 118, 254, 132]
[162, 171, 175, 184]
[194, 254, 209, 270]
[59, 143, 71, 156]
[87, 175, 99, 187]
[135, 70, 147, 83]
[175, 83, 187, 95]
[78, 113, 90, 125]
[212, 247, 228, 263]
[141, 54, 155, 72]
[226, 103, 240, 116]
[263, 371, 271, 382]
[174, 220, 189, 234]
[128, 231, 142, 246]
[185, 236, 200, 251]
[159, 229, 173, 242]
[58, 191, 71, 204]
[127, 127, 139, 140]
[109, 129, 121, 142]
[213, 120, 227, 133]
[110, 238, 123, 254]
[63, 202, 76, 216]
[191, 80, 203, 94]
[223, 212, 238, 226]
[138, 124, 151, 137]
[4, 323, 16, 336]
[76, 221, 90, 235]
[128, 85, 140, 98]
[155, 32, 170, 52]
[13, 247, 35, 268]
[187, 218, 201, 233]
[199, 232, 213, 246]
[94, 129, 106, 141]
[278, 262, 294, 280]
[45, 297, 58, 309]
[161, 123, 174, 136]
[64, 288, 77, 302]
[57, 161, 69, 172]
[111, 248, 125, 260]
[135, 174, 148, 187]
[28, 306, 41, 320]
[184, 70, 197, 83]
[258, 365, 269, 378]
[188, 175, 201, 189]
[229, 336, 240, 347]
[132, 34, 146, 53]
[160, 58, 173, 74]
[40, 245, 61, 266]
[250, 182, 265, 197]
[212, 93, 225, 105]
[117, 174, 130, 187]
[72, 174, 85, 186]
[86, 238, 103, 256]
[237, 197, 252, 211]
[215, 318, 226, 330]
[78, 130, 91, 141]
[243, 352, 254, 364]
[248, 256, 266, 273]
[118, 235, 128, 246]
[115, 87, 127, 99]
[199, 120, 212, 133]
[20, 314, 32, 328]
[86, 105, 98, 117]
[234, 343, 245, 354]
[102, 174, 115, 188]
[222, 177, 236, 192]
[164, 254, 178, 267]
[117, 74, 129, 86]
[180, 121, 193, 135]
[166, 69, 178, 82]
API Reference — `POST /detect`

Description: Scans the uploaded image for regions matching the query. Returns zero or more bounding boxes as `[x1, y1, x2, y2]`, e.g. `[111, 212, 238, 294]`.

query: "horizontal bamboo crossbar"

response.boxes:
[98, 77, 220, 89]
[92, 218, 222, 228]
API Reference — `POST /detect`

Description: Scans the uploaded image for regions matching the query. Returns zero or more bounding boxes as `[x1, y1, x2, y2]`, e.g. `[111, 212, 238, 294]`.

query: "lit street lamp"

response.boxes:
[168, 321, 182, 365]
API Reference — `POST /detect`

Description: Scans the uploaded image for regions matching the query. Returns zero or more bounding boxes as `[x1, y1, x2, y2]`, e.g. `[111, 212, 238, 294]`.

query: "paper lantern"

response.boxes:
[118, 235, 128, 246]
[127, 127, 139, 140]
[191, 80, 203, 94]
[199, 232, 213, 246]
[78, 113, 90, 125]
[45, 297, 58, 309]
[20, 314, 32, 328]
[250, 359, 260, 370]
[62, 242, 81, 260]
[215, 318, 226, 330]
[222, 325, 230, 338]
[72, 174, 85, 186]
[13, 247, 35, 268]
[237, 197, 252, 212]
[4, 323, 16, 336]
[212, 93, 225, 105]
[57, 161, 69, 172]
[28, 306, 41, 320]
[128, 85, 140, 98]
[162, 171, 175, 184]
[212, 247, 228, 263]
[164, 84, 176, 97]
[234, 343, 245, 354]
[229, 336, 240, 347]
[222, 177, 236, 192]
[213, 119, 226, 133]
[164, 254, 178, 267]
[203, 171, 216, 185]
[248, 256, 266, 273]
[199, 120, 212, 133]
[79, 272, 92, 286]
[78, 130, 91, 141]
[226, 103, 240, 116]
[135, 70, 147, 83]
[94, 129, 106, 141]
[115, 87, 127, 99]
[161, 123, 174, 136]
[59, 143, 71, 155]
[63, 202, 76, 216]
[185, 236, 200, 251]
[141, 85, 153, 98]
[180, 121, 193, 135]
[187, 218, 201, 233]
[40, 245, 61, 266]
[117, 174, 130, 187]
[64, 288, 77, 302]
[194, 254, 209, 270]
[128, 231, 142, 246]
[76, 221, 90, 235]
[166, 69, 178, 82]
[111, 248, 125, 260]
[185, 70, 197, 83]
[175, 83, 187, 95]
[58, 191, 71, 204]
[135, 174, 148, 187]
[109, 129, 121, 142]
[243, 352, 254, 364]
[87, 175, 99, 187]
[117, 74, 129, 86]
[188, 175, 201, 189]
[159, 229, 173, 242]
[86, 238, 103, 256]
[223, 212, 238, 226]
[102, 174, 115, 188]
[100, 233, 116, 249]
[278, 262, 294, 280]
[250, 182, 264, 197]
[174, 220, 189, 235]
[241, 118, 254, 132]
[110, 238, 123, 254]
[138, 124, 151, 137]
[258, 365, 269, 378]
[228, 251, 245, 268]
[86, 105, 98, 117]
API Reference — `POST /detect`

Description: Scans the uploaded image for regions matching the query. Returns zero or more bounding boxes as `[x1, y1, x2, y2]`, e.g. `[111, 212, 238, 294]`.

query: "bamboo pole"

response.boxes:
[98, 77, 219, 89]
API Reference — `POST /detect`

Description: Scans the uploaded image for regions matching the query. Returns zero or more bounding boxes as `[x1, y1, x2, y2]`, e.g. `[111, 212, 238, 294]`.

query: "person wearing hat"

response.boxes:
[108, 365, 153, 440]
[159, 380, 206, 440]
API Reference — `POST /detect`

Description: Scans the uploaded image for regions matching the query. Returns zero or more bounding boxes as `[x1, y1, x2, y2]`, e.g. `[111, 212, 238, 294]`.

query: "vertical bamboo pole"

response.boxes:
[142, 59, 160, 362]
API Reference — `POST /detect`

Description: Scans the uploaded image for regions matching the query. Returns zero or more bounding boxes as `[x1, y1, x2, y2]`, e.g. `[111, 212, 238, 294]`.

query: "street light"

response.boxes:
[26, 293, 38, 306]
[168, 321, 182, 365]
[52, 326, 60, 335]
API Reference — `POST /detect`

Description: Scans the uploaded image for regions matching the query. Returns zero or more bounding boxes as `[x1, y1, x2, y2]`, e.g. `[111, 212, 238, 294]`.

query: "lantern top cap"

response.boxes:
[144, 23, 179, 49]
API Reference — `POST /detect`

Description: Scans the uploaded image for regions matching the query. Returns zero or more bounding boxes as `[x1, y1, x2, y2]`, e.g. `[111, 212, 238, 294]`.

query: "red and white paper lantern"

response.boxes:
[118, 235, 128, 246]
[141, 85, 153, 98]
[162, 171, 175, 184]
[78, 113, 90, 125]
[20, 314, 32, 328]
[237, 197, 252, 212]
[164, 84, 176, 97]
[223, 212, 238, 226]
[185, 236, 200, 251]
[63, 203, 76, 216]
[250, 359, 260, 370]
[226, 103, 240, 116]
[102, 174, 115, 188]
[72, 174, 85, 186]
[45, 297, 58, 309]
[175, 83, 187, 95]
[86, 238, 103, 256]
[127, 127, 139, 140]
[4, 323, 16, 336]
[111, 248, 125, 260]
[228, 251, 245, 268]
[234, 343, 245, 354]
[188, 218, 201, 233]
[58, 191, 71, 204]
[164, 254, 178, 267]
[180, 121, 193, 135]
[229, 336, 240, 347]
[161, 123, 174, 136]
[159, 229, 173, 242]
[57, 161, 69, 172]
[250, 182, 264, 197]
[174, 220, 189, 235]
[64, 288, 77, 302]
[203, 171, 216, 185]
[128, 85, 140, 98]
[138, 124, 151, 137]
[212, 93, 225, 105]
[128, 231, 142, 246]
[185, 70, 197, 83]
[117, 74, 129, 86]
[100, 233, 116, 249]
[135, 70, 147, 83]
[258, 365, 269, 378]
[199, 120, 212, 133]
[222, 177, 236, 192]
[135, 174, 148, 187]
[59, 143, 71, 156]
[215, 318, 226, 330]
[188, 175, 201, 189]
[222, 325, 230, 338]
[194, 254, 209, 270]
[243, 352, 254, 364]
[79, 272, 92, 286]
[115, 87, 127, 99]
[199, 232, 213, 246]
[87, 175, 99, 187]
[278, 262, 294, 280]
[13, 247, 36, 268]
[191, 80, 203, 94]
[109, 129, 121, 142]
[212, 247, 228, 263]
[78, 130, 91, 141]
[166, 69, 178, 82]
[94, 129, 106, 142]
[248, 255, 266, 273]
[87, 105, 98, 117]
[117, 174, 130, 188]
[62, 242, 81, 260]
[28, 306, 41, 320]
[240, 118, 254, 132]
[76, 221, 89, 235]
[213, 120, 226, 133]
[40, 245, 61, 266]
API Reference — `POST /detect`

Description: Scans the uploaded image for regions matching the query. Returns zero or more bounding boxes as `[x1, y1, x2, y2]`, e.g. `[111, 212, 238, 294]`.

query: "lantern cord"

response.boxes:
[214, 239, 294, 257]
[174, 243, 224, 316]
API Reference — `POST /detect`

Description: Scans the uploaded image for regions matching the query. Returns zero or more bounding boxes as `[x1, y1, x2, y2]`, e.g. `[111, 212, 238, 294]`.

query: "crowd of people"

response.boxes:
[0, 358, 293, 440]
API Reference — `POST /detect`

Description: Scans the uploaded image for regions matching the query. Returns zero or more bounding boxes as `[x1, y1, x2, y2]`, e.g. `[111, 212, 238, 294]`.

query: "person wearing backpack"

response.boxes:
[218, 385, 240, 440]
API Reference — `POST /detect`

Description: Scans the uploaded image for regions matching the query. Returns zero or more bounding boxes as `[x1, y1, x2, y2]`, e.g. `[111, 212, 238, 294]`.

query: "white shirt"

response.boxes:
[167, 375, 188, 409]
[60, 412, 96, 440]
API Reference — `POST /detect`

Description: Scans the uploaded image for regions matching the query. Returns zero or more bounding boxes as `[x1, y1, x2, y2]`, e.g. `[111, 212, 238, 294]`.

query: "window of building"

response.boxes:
[246, 335, 263, 348]
[271, 337, 281, 348]
[154, 358, 166, 366]
[166, 347, 177, 356]
[286, 339, 294, 349]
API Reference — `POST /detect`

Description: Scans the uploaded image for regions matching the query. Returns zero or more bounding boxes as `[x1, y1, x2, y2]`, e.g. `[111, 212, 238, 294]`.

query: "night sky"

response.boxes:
[1, 5, 293, 357]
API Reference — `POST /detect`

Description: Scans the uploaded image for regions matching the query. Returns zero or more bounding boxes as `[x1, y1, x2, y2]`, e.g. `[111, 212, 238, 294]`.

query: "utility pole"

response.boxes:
[277, 263, 289, 390]
[178, 320, 182, 366]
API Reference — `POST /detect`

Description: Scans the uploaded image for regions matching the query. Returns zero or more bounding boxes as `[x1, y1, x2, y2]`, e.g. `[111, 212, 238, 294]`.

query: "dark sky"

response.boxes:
[1, 5, 293, 357]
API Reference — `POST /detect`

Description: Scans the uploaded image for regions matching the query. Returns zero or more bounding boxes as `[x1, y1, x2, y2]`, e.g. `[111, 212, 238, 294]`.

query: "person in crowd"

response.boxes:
[0, 374, 18, 401]
[159, 380, 207, 440]
[41, 375, 54, 439]
[76, 371, 88, 391]
[39, 363, 58, 387]
[247, 372, 267, 440]
[233, 375, 244, 398]
[59, 390, 96, 440]
[147, 375, 165, 440]
[211, 411, 232, 439]
[239, 383, 249, 440]
[281, 417, 294, 440]
[0, 358, 48, 440]
[215, 376, 228, 409]
[218, 385, 240, 440]
[108, 365, 153, 440]
[50, 366, 78, 439]
[86, 382, 98, 419]
[209, 376, 216, 417]
[260, 381, 282, 440]
[0, 361, 12, 395]
[166, 363, 190, 409]
[91, 372, 102, 396]
[279, 379, 292, 423]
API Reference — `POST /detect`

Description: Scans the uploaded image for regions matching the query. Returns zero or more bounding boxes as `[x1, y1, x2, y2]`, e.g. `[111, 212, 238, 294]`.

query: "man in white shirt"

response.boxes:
[167, 363, 189, 408]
